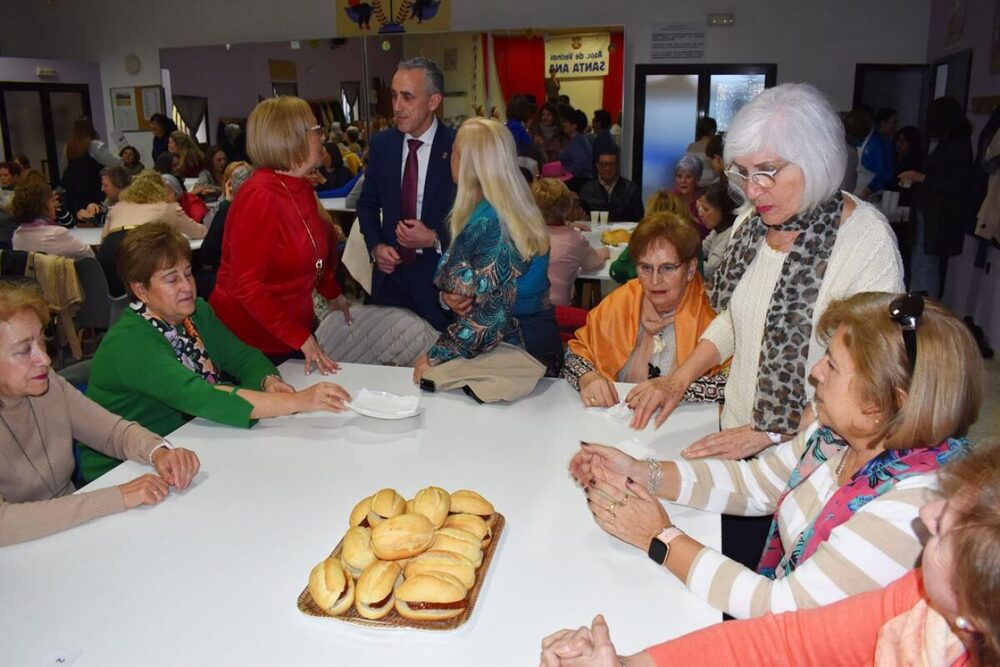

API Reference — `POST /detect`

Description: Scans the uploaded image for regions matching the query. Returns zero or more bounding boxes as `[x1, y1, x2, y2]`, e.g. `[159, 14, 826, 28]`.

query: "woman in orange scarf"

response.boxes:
[563, 211, 723, 410]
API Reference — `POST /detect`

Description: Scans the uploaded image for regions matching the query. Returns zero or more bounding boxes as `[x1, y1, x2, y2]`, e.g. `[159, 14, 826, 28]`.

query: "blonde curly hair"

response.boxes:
[531, 177, 574, 225]
[119, 169, 170, 204]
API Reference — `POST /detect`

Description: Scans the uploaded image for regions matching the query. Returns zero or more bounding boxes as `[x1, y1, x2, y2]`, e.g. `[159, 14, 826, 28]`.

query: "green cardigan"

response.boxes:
[80, 298, 277, 482]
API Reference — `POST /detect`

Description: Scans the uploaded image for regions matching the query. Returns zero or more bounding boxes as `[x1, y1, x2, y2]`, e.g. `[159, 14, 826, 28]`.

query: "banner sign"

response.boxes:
[544, 33, 611, 78]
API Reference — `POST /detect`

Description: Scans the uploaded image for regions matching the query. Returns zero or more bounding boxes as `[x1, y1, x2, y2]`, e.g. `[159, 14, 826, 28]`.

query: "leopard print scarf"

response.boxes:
[710, 192, 843, 434]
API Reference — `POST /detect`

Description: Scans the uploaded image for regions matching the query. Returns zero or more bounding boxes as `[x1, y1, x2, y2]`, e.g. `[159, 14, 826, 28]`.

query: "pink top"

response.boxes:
[12, 220, 94, 260]
[646, 569, 969, 667]
[547, 226, 606, 306]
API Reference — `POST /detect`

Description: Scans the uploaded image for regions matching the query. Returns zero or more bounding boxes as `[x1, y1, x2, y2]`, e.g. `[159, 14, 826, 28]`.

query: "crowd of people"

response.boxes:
[0, 55, 995, 666]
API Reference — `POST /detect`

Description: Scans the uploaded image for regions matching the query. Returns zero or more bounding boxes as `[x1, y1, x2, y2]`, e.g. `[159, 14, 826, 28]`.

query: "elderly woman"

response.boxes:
[76, 166, 131, 227]
[609, 192, 695, 285]
[544, 440, 1000, 667]
[98, 169, 206, 295]
[0, 282, 199, 546]
[80, 223, 350, 483]
[564, 212, 719, 407]
[533, 177, 609, 306]
[696, 178, 738, 281]
[568, 292, 981, 620]
[672, 153, 706, 236]
[10, 176, 94, 259]
[628, 84, 903, 455]
[161, 173, 208, 224]
[412, 117, 561, 380]
[210, 96, 350, 372]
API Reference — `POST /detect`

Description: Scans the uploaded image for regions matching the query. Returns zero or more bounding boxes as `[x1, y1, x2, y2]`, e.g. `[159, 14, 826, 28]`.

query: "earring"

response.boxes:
[955, 616, 975, 632]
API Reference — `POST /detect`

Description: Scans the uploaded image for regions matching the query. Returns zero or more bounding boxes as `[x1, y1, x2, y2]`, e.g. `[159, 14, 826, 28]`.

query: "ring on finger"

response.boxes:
[607, 501, 617, 513]
[609, 514, 616, 526]
[619, 494, 629, 506]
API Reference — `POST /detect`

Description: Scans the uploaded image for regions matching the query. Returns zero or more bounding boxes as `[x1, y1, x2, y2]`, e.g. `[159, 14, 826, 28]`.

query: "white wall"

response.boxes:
[0, 0, 933, 168]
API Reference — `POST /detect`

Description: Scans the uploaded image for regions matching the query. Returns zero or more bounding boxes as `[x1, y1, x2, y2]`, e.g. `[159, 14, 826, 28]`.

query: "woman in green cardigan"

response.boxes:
[80, 222, 351, 482]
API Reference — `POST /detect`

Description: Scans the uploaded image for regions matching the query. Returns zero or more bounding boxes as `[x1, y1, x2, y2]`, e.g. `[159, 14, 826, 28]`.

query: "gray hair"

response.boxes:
[160, 173, 183, 196]
[397, 57, 444, 97]
[675, 153, 703, 179]
[724, 83, 847, 213]
[230, 165, 253, 197]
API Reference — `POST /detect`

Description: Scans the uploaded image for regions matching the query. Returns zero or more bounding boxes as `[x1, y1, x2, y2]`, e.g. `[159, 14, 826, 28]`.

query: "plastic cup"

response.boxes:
[590, 211, 600, 224]
[599, 211, 609, 223]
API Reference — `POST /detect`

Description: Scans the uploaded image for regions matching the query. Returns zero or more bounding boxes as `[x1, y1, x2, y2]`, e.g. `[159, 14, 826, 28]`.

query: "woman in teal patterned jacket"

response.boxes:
[412, 118, 561, 380]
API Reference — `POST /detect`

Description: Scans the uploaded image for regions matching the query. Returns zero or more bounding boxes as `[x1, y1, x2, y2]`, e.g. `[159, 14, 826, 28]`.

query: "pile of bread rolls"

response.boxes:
[307, 486, 496, 623]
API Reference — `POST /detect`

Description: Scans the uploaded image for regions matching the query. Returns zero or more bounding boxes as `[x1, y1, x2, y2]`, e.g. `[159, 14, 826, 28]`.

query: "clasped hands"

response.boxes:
[118, 446, 200, 509]
[373, 219, 437, 274]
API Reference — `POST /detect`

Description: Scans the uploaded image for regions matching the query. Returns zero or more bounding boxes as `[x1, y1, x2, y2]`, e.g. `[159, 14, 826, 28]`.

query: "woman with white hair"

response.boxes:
[412, 117, 561, 380]
[672, 154, 706, 236]
[625, 84, 904, 460]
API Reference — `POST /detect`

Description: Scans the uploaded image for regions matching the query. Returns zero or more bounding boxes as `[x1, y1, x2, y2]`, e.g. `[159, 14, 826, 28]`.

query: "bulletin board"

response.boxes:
[109, 85, 165, 132]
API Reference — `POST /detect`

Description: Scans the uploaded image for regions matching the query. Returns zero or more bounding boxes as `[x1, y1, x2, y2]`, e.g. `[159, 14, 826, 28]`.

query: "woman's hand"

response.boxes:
[540, 615, 620, 667]
[625, 374, 688, 430]
[262, 375, 296, 393]
[441, 291, 473, 316]
[587, 478, 670, 551]
[151, 447, 200, 490]
[568, 442, 643, 490]
[412, 353, 432, 384]
[328, 295, 353, 325]
[300, 335, 340, 376]
[118, 473, 171, 509]
[897, 169, 926, 184]
[296, 382, 351, 413]
[680, 424, 772, 460]
[578, 372, 619, 408]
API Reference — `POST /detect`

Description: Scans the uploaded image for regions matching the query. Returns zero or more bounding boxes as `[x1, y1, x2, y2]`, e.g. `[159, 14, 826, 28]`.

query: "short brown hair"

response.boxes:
[938, 440, 1000, 666]
[119, 170, 170, 204]
[10, 177, 52, 222]
[246, 96, 315, 170]
[627, 210, 701, 264]
[817, 292, 983, 449]
[0, 281, 50, 326]
[116, 222, 192, 299]
[531, 177, 574, 225]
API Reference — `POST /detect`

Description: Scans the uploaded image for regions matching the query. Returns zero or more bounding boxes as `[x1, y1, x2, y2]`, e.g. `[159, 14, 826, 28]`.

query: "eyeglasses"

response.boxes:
[597, 161, 618, 168]
[306, 125, 323, 137]
[724, 163, 788, 190]
[637, 262, 683, 278]
[888, 292, 925, 372]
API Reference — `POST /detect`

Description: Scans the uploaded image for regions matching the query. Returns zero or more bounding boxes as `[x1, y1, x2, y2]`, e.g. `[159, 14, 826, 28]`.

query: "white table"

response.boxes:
[320, 196, 355, 214]
[0, 363, 720, 666]
[69, 226, 203, 250]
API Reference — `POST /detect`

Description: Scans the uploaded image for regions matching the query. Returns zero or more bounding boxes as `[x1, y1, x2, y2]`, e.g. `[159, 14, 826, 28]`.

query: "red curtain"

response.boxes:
[601, 31, 625, 123]
[492, 36, 547, 111]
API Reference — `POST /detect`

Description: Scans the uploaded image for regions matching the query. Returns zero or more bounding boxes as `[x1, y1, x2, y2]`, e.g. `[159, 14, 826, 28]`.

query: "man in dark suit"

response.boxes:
[357, 57, 456, 330]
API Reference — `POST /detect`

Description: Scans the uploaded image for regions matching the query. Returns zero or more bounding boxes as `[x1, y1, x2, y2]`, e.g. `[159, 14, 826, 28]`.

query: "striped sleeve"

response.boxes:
[684, 476, 934, 619]
[672, 431, 809, 516]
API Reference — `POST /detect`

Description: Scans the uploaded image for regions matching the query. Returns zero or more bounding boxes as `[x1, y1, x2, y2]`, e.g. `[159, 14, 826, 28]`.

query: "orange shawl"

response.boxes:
[567, 274, 719, 380]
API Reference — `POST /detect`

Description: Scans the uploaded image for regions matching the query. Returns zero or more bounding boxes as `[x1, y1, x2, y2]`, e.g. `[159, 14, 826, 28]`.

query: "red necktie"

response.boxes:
[399, 138, 422, 265]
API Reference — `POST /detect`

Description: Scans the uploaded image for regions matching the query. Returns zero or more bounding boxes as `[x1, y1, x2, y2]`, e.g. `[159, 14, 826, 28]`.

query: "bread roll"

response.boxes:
[412, 486, 451, 528]
[349, 495, 372, 528]
[431, 527, 483, 568]
[307, 558, 355, 616]
[341, 526, 377, 579]
[355, 560, 402, 620]
[448, 490, 495, 528]
[404, 550, 476, 590]
[395, 572, 467, 621]
[442, 513, 491, 548]
[368, 488, 406, 526]
[371, 512, 435, 560]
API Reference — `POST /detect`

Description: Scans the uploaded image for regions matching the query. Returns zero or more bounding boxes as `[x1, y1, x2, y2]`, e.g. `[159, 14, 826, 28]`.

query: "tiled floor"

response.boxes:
[970, 356, 1000, 445]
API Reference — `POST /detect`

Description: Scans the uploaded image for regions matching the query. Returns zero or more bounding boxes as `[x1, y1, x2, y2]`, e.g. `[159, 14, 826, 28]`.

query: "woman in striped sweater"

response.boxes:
[568, 292, 983, 619]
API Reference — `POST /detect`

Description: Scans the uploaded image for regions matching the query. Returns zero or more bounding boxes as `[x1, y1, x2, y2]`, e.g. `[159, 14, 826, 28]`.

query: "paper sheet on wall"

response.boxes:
[112, 89, 139, 131]
[649, 23, 705, 61]
[142, 88, 163, 118]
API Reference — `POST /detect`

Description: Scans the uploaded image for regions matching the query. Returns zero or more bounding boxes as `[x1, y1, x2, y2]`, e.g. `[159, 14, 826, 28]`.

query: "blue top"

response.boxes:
[861, 131, 894, 193]
[506, 119, 532, 147]
[560, 134, 594, 179]
[429, 199, 548, 363]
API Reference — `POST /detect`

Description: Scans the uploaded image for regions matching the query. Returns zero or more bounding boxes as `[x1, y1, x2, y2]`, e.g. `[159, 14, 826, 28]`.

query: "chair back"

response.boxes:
[73, 256, 128, 330]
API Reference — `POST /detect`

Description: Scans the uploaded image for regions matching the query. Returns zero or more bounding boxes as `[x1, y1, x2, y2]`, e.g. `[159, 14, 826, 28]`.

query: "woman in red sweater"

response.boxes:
[540, 441, 1000, 667]
[210, 97, 350, 373]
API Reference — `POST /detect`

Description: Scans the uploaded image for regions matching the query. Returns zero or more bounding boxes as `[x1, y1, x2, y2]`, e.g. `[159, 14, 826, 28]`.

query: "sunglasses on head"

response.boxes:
[888, 292, 925, 372]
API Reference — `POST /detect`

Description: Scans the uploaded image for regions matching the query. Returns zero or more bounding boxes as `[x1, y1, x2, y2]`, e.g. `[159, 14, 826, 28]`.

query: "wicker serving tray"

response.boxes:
[297, 513, 505, 631]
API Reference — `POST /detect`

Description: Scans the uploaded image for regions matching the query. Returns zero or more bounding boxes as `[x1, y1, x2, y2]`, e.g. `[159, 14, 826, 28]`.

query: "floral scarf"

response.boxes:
[710, 192, 843, 435]
[757, 426, 970, 578]
[132, 301, 219, 384]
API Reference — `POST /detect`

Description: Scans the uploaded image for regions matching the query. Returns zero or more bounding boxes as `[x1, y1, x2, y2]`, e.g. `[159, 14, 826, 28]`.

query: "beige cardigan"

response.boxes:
[101, 201, 207, 240]
[0, 373, 164, 546]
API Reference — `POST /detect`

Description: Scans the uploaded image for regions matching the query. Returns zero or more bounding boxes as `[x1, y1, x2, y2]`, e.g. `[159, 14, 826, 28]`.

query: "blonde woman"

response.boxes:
[412, 118, 562, 380]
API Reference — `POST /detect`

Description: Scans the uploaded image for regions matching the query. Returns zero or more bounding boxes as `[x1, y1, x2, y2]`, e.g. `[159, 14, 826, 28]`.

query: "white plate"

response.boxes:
[346, 389, 422, 420]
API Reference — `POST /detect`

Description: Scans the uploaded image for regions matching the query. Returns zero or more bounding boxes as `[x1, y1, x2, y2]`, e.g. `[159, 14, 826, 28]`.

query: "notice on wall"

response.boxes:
[649, 23, 705, 61]
[112, 89, 139, 131]
[142, 88, 163, 117]
[545, 33, 611, 78]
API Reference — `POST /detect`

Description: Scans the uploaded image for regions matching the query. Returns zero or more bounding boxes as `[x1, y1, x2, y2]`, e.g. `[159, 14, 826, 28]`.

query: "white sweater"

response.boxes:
[702, 194, 904, 429]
